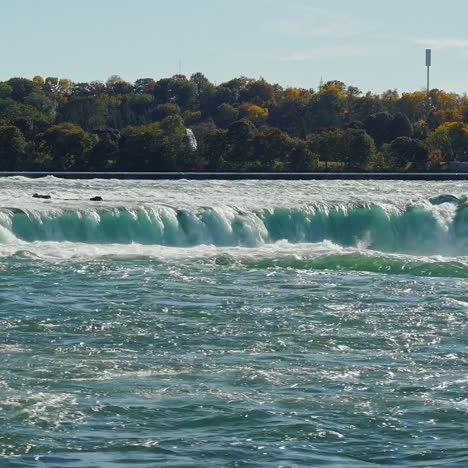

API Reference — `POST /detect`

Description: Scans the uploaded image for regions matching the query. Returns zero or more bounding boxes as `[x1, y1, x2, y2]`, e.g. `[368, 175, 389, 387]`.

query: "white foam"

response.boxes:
[0, 177, 466, 211]
[0, 239, 341, 261]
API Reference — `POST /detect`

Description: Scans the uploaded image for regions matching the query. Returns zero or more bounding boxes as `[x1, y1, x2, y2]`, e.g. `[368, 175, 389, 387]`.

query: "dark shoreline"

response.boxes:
[1, 171, 468, 180]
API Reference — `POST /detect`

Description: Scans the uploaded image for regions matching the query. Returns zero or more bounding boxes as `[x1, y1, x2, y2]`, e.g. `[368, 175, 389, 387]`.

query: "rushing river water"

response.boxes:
[0, 177, 467, 467]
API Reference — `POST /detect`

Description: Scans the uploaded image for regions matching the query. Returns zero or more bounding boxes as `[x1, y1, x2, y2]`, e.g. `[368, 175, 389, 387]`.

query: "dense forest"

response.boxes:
[0, 73, 468, 172]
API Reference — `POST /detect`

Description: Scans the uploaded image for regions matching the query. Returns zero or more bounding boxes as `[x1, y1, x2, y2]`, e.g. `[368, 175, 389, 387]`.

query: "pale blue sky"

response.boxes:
[2, 0, 468, 94]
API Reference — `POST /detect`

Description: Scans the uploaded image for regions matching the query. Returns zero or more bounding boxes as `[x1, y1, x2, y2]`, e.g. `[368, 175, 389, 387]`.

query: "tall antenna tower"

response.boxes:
[425, 49, 431, 95]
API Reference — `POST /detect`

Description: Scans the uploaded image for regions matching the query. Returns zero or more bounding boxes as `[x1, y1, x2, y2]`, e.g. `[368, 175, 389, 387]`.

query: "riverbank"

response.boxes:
[2, 171, 468, 180]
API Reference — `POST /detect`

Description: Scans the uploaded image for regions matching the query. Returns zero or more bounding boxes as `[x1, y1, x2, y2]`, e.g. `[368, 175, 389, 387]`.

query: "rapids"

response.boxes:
[1, 177, 467, 466]
[0, 177, 467, 258]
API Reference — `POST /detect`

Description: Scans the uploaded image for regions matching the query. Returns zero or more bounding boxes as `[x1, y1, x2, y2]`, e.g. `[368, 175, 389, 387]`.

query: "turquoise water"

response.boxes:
[0, 178, 467, 466]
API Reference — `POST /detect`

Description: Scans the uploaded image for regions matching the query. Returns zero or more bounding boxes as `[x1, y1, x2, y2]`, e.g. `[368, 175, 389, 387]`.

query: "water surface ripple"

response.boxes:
[0, 178, 467, 466]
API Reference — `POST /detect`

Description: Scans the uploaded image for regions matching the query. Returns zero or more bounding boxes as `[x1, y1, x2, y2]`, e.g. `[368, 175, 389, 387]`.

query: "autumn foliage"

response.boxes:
[0, 73, 467, 171]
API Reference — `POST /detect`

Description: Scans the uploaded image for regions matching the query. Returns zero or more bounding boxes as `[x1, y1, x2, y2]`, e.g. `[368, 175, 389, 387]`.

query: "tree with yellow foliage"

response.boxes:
[32, 75, 45, 88]
[427, 122, 468, 161]
[239, 103, 269, 126]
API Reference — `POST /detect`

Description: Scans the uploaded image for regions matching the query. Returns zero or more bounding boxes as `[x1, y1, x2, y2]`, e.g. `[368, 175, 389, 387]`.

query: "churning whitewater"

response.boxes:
[0, 177, 468, 259]
[1, 177, 467, 466]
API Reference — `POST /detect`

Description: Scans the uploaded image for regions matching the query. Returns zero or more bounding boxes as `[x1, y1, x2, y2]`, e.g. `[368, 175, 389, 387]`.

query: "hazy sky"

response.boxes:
[2, 0, 468, 94]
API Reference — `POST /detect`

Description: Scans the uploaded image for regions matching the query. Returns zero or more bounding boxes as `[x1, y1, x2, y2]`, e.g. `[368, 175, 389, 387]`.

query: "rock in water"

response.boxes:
[32, 193, 51, 199]
[429, 194, 459, 205]
[90, 196, 103, 201]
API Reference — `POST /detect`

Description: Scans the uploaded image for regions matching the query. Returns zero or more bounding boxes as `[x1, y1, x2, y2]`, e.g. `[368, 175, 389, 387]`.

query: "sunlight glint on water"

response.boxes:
[0, 177, 467, 466]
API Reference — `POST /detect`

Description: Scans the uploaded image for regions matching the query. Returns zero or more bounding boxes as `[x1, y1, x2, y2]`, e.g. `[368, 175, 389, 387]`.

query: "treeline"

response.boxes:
[0, 73, 468, 172]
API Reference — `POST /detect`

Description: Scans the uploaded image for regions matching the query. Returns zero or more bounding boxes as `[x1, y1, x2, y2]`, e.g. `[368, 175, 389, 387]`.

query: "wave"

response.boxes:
[233, 253, 468, 278]
[1, 240, 467, 278]
[0, 201, 467, 255]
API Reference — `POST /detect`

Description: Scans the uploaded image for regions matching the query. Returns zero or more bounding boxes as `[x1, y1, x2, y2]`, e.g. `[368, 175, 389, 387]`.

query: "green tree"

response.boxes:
[0, 98, 50, 137]
[308, 130, 345, 170]
[348, 93, 385, 124]
[182, 110, 202, 126]
[7, 78, 34, 102]
[213, 103, 239, 128]
[44, 77, 60, 93]
[106, 75, 134, 95]
[120, 94, 154, 126]
[389, 113, 413, 141]
[240, 79, 276, 106]
[380, 89, 399, 113]
[251, 128, 318, 171]
[88, 129, 120, 170]
[0, 82, 13, 99]
[201, 128, 228, 170]
[71, 82, 93, 97]
[152, 103, 181, 121]
[288, 140, 319, 171]
[190, 72, 211, 94]
[60, 97, 108, 130]
[0, 125, 27, 170]
[134, 78, 156, 94]
[268, 98, 309, 137]
[218, 119, 257, 170]
[309, 85, 345, 130]
[188, 119, 218, 167]
[364, 112, 392, 145]
[153, 78, 198, 110]
[342, 128, 376, 169]
[386, 137, 428, 170]
[39, 122, 96, 170]
[191, 73, 216, 115]
[208, 84, 240, 111]
[364, 112, 412, 146]
[253, 127, 292, 169]
[60, 96, 122, 130]
[119, 115, 190, 171]
[24, 93, 58, 120]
